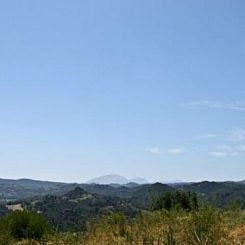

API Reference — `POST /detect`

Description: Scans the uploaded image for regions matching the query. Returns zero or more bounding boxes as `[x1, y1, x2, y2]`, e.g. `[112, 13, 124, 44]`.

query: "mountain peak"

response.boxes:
[87, 174, 128, 185]
[87, 174, 148, 185]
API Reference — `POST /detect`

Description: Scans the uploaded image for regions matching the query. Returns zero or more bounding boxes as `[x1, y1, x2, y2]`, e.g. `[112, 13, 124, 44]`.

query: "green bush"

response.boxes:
[0, 210, 53, 241]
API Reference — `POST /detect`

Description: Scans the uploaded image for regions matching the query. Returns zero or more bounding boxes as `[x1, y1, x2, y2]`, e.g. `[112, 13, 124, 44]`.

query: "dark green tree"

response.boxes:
[0, 210, 53, 240]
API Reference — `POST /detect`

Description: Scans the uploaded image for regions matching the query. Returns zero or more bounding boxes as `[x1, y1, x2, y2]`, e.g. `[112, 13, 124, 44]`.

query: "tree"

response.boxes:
[0, 210, 53, 240]
[152, 191, 199, 211]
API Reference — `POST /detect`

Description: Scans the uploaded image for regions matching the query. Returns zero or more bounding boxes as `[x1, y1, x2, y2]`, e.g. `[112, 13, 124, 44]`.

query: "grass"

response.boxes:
[1, 206, 245, 244]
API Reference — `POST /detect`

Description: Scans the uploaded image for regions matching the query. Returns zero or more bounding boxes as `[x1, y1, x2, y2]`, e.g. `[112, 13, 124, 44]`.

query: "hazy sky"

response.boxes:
[0, 0, 245, 183]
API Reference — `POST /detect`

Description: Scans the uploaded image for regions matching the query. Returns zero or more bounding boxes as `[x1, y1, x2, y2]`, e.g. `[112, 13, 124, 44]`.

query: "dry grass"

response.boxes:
[9, 209, 245, 245]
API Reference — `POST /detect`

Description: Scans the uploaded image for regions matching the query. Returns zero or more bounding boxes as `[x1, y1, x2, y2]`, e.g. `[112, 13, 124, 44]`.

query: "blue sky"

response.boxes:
[0, 0, 245, 182]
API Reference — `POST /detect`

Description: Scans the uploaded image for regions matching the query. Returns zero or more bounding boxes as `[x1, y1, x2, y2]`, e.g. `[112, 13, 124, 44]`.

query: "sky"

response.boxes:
[0, 0, 245, 183]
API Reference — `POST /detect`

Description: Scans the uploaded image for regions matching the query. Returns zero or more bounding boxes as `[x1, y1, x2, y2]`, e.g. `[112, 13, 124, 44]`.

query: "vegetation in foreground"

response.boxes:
[0, 202, 245, 244]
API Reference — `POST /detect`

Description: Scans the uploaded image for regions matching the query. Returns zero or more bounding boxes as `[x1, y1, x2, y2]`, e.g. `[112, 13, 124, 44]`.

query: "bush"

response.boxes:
[0, 211, 53, 241]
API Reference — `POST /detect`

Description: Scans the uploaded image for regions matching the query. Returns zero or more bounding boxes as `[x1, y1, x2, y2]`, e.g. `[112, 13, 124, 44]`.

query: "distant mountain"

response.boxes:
[0, 178, 64, 188]
[87, 174, 148, 185]
[162, 180, 185, 184]
[87, 174, 128, 185]
[0, 178, 75, 202]
[124, 182, 140, 188]
[129, 178, 148, 184]
[1, 177, 245, 210]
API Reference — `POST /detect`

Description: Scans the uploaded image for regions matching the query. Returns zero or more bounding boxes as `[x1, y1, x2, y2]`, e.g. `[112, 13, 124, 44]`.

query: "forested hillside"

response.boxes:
[0, 179, 244, 235]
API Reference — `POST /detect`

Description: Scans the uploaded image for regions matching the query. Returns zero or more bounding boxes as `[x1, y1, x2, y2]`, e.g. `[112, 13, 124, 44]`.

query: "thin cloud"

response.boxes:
[228, 129, 245, 142]
[185, 100, 245, 111]
[218, 145, 234, 151]
[146, 147, 161, 155]
[167, 147, 186, 155]
[193, 134, 217, 140]
[208, 146, 242, 158]
[208, 151, 228, 158]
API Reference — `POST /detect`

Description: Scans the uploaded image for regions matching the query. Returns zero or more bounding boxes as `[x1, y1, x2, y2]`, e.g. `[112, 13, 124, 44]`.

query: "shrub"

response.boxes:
[0, 211, 53, 241]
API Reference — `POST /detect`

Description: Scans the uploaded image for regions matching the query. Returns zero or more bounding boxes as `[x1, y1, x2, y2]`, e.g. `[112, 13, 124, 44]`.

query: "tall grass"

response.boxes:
[1, 205, 245, 244]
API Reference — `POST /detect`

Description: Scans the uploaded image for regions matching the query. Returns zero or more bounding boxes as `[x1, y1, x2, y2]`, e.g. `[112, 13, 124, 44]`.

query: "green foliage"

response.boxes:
[21, 187, 138, 232]
[226, 199, 241, 212]
[131, 183, 174, 210]
[152, 191, 199, 211]
[0, 211, 52, 241]
[1, 179, 245, 211]
[180, 181, 245, 209]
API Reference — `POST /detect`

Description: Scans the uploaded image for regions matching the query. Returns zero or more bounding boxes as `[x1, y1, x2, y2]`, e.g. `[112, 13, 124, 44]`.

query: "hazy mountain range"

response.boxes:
[86, 174, 148, 185]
